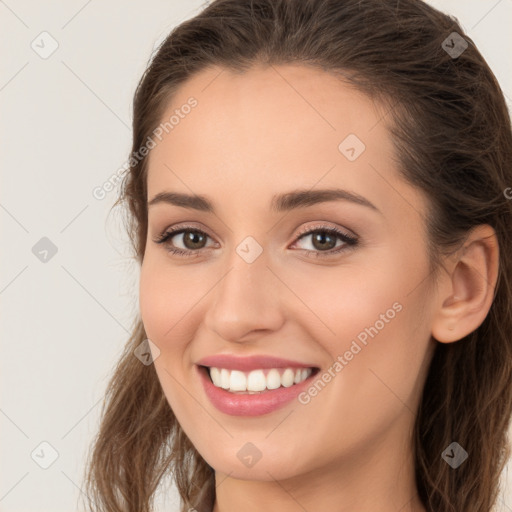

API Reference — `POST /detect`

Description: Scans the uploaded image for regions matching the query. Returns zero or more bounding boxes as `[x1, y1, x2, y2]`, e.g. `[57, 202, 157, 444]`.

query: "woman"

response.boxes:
[82, 1, 512, 511]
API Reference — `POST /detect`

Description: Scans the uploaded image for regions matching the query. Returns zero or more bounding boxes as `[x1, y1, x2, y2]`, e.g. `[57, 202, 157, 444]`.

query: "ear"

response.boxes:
[431, 224, 500, 344]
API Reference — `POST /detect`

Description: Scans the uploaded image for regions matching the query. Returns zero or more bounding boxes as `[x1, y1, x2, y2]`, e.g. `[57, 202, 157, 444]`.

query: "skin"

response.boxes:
[139, 63, 499, 512]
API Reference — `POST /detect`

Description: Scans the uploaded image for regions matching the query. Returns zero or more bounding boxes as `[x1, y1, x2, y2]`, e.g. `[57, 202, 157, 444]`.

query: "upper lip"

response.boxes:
[196, 354, 319, 372]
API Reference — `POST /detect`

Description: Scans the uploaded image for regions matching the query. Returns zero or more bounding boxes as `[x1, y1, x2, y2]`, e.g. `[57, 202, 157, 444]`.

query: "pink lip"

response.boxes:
[196, 354, 318, 372]
[196, 366, 318, 416]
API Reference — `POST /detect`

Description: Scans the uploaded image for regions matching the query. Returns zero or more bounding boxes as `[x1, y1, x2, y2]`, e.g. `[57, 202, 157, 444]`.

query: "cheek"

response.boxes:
[139, 260, 169, 340]
[287, 267, 430, 455]
[287, 249, 431, 398]
[139, 255, 203, 348]
[284, 260, 405, 350]
[138, 257, 206, 415]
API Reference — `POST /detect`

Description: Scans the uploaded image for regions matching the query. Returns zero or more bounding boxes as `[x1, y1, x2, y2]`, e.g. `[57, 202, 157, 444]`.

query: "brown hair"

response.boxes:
[81, 1, 512, 511]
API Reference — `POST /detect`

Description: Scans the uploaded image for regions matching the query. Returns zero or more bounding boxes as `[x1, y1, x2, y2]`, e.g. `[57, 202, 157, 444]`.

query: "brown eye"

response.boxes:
[180, 230, 208, 250]
[308, 231, 338, 251]
[154, 227, 214, 256]
[154, 224, 358, 259]
[292, 226, 358, 258]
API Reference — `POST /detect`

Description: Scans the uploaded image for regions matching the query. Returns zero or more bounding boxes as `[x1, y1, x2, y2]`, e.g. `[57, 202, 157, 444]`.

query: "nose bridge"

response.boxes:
[203, 238, 284, 341]
[219, 231, 269, 298]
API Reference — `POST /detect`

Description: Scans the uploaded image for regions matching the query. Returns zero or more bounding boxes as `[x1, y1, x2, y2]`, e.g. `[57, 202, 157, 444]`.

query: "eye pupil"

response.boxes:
[312, 231, 336, 250]
[184, 231, 206, 249]
[156, 226, 355, 258]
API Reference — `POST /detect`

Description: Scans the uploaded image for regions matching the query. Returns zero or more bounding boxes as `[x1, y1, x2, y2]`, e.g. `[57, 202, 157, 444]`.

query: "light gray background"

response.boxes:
[1, 1, 511, 511]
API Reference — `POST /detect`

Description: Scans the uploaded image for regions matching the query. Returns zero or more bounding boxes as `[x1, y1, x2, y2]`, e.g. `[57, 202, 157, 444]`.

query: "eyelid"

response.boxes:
[153, 222, 215, 241]
[154, 221, 355, 241]
[153, 221, 359, 258]
[294, 221, 356, 239]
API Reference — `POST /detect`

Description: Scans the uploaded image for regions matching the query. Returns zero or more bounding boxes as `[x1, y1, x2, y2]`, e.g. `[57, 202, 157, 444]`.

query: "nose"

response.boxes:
[202, 247, 285, 343]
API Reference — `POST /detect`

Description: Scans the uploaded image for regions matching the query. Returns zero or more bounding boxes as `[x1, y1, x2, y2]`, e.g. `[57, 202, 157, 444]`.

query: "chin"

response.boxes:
[197, 442, 310, 483]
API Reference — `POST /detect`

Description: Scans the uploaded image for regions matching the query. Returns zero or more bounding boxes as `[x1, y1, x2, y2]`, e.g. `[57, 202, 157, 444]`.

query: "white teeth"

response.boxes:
[266, 369, 281, 390]
[281, 368, 295, 387]
[229, 370, 247, 391]
[220, 368, 230, 389]
[247, 369, 267, 391]
[207, 366, 314, 393]
[210, 367, 221, 387]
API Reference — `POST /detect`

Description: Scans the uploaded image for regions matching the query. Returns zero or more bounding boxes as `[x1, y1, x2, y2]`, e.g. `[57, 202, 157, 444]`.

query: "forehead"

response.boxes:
[145, 63, 426, 220]
[150, 63, 388, 164]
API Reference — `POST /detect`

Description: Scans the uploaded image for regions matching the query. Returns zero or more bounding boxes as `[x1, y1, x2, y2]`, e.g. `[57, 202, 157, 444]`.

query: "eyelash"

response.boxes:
[153, 223, 359, 259]
[154, 226, 358, 258]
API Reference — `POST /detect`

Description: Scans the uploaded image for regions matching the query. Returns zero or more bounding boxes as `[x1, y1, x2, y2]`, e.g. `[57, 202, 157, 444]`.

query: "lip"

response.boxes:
[196, 354, 319, 372]
[196, 363, 319, 417]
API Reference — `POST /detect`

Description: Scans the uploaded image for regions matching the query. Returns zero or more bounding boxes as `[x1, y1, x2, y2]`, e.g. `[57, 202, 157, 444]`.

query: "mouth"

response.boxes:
[199, 365, 320, 394]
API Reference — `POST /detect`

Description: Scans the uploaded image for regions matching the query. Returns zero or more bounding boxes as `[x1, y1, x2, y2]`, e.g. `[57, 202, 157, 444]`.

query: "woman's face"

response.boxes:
[140, 64, 438, 484]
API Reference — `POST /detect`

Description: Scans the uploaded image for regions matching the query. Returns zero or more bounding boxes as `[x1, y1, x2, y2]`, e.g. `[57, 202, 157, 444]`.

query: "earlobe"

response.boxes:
[431, 225, 499, 344]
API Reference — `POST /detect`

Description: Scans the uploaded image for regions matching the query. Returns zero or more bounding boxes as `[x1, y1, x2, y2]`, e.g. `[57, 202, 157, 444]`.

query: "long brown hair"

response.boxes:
[81, 1, 512, 511]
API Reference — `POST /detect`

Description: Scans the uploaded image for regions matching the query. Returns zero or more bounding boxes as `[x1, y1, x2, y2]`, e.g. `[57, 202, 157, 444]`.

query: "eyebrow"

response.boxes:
[147, 188, 381, 214]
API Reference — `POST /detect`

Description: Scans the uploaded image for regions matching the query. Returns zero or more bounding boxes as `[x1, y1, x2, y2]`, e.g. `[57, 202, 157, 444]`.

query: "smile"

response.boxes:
[206, 366, 314, 393]
[196, 364, 320, 416]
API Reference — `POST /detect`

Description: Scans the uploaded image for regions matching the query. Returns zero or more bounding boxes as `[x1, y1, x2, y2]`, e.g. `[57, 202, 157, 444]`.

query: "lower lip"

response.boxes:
[196, 365, 318, 416]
